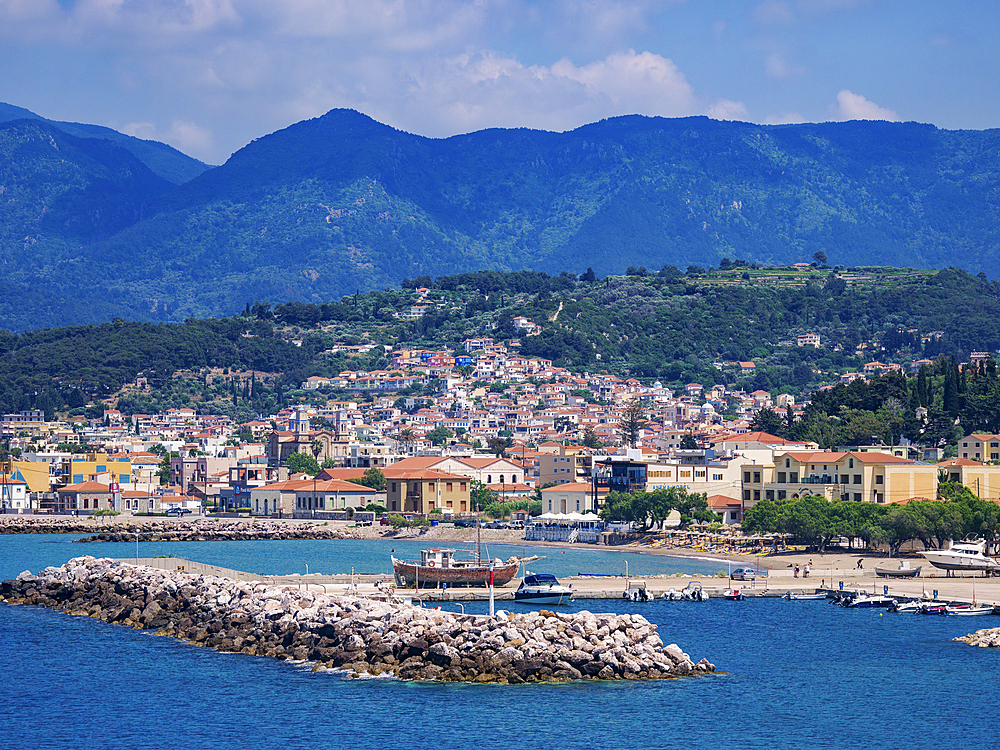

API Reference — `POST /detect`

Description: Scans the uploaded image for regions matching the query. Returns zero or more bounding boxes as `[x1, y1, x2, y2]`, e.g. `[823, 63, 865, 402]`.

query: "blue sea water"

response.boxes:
[1, 534, 996, 750]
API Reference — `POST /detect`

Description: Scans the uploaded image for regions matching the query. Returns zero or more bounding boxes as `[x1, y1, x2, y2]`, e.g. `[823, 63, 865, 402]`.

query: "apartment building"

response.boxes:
[741, 451, 936, 508]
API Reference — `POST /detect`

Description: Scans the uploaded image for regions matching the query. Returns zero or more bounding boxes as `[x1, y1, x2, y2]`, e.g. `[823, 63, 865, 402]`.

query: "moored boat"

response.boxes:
[846, 594, 896, 609]
[391, 547, 523, 588]
[514, 573, 573, 605]
[723, 589, 745, 601]
[944, 604, 995, 616]
[784, 590, 827, 600]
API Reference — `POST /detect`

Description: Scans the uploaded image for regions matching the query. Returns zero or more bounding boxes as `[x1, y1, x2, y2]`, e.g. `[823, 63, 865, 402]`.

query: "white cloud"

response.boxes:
[764, 112, 807, 124]
[121, 119, 213, 158]
[833, 89, 898, 121]
[707, 99, 749, 121]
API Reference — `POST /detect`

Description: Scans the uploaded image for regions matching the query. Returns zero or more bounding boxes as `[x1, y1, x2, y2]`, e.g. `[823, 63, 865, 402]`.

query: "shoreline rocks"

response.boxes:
[0, 517, 353, 542]
[954, 627, 1000, 647]
[1, 556, 715, 684]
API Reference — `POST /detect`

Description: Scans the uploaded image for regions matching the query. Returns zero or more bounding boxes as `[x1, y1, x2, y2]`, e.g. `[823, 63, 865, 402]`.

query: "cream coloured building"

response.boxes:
[741, 451, 937, 508]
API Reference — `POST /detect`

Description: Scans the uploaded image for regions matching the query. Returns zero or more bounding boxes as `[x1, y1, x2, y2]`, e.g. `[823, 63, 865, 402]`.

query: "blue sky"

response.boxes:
[2, 1, 997, 165]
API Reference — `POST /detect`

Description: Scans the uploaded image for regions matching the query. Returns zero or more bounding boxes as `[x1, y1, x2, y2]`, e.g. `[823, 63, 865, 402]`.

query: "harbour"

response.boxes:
[3, 532, 1000, 750]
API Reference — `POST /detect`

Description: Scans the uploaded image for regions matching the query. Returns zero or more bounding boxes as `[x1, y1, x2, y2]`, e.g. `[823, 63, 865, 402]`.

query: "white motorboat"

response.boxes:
[918, 538, 1000, 576]
[944, 604, 995, 616]
[846, 594, 896, 609]
[514, 573, 573, 605]
[784, 590, 827, 601]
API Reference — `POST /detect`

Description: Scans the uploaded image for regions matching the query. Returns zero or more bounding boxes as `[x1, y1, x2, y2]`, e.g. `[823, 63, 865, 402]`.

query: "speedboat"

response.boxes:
[681, 581, 708, 601]
[918, 538, 1000, 576]
[846, 594, 896, 609]
[723, 589, 745, 601]
[514, 573, 573, 605]
[889, 599, 925, 613]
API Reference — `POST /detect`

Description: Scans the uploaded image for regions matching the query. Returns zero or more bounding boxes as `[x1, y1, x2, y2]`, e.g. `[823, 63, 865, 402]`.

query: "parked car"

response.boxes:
[453, 519, 480, 528]
[730, 567, 766, 581]
[484, 521, 509, 529]
[164, 507, 192, 516]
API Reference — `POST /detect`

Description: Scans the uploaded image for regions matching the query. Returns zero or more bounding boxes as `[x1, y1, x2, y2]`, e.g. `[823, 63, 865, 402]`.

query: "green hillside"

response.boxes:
[2, 266, 998, 426]
[0, 102, 211, 184]
[4, 108, 1000, 329]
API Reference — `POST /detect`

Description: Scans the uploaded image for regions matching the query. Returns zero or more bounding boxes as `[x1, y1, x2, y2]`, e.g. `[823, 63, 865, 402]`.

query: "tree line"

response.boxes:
[743, 485, 1000, 556]
[598, 487, 718, 530]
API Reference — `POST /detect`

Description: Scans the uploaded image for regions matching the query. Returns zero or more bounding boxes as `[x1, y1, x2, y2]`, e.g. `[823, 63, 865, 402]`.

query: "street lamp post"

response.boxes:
[501, 478, 505, 520]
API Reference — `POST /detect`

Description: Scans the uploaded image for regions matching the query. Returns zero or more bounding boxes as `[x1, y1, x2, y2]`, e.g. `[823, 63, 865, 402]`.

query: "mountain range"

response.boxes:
[2, 103, 1000, 331]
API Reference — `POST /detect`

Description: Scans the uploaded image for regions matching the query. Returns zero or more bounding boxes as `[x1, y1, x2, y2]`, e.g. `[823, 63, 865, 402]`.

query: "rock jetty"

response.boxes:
[1, 556, 715, 683]
[954, 627, 1000, 647]
[0, 517, 352, 542]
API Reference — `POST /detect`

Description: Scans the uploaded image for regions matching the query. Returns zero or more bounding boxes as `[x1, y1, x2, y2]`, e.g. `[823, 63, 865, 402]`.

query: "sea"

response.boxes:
[2, 533, 996, 750]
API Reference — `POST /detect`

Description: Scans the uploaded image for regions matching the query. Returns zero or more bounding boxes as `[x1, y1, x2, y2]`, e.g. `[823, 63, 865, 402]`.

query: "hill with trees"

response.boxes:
[4, 108, 1000, 329]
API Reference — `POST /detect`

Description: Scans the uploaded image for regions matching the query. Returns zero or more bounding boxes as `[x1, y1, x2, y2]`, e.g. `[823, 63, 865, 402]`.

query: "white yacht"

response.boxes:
[918, 538, 1000, 575]
[514, 573, 573, 605]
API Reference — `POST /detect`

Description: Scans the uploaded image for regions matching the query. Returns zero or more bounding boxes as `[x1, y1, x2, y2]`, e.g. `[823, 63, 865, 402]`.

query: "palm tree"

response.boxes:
[311, 438, 323, 460]
[397, 427, 415, 454]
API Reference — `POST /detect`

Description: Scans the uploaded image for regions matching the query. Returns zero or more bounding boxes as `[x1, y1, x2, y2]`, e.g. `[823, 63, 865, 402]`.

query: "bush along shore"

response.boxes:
[0, 517, 350, 542]
[954, 628, 1000, 648]
[1, 556, 715, 683]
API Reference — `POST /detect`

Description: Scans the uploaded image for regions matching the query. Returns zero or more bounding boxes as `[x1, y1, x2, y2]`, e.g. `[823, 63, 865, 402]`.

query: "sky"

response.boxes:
[2, 0, 998, 165]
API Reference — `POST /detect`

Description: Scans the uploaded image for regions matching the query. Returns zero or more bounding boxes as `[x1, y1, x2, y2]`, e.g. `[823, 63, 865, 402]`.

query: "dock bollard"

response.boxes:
[884, 585, 889, 596]
[839, 581, 843, 591]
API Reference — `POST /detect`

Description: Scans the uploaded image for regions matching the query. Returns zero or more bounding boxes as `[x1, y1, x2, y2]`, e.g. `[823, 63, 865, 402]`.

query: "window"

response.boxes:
[849, 458, 854, 468]
[765, 490, 774, 500]
[460, 482, 467, 492]
[777, 491, 786, 500]
[743, 490, 751, 501]
[854, 493, 862, 502]
[391, 482, 397, 492]
[789, 473, 798, 483]
[785, 458, 790, 468]
[853, 475, 862, 484]
[447, 482, 453, 492]
[875, 475, 884, 484]
[777, 472, 786, 483]
[753, 490, 760, 502]
[993, 453, 998, 461]
[712, 473, 723, 481]
[753, 472, 761, 483]
[744, 472, 751, 483]
[487, 475, 492, 484]
[428, 482, 435, 490]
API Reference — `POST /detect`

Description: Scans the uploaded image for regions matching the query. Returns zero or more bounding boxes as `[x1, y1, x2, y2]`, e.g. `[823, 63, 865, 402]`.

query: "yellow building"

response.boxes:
[384, 469, 470, 514]
[937, 458, 1000, 499]
[741, 451, 937, 508]
[58, 452, 132, 488]
[4, 461, 50, 492]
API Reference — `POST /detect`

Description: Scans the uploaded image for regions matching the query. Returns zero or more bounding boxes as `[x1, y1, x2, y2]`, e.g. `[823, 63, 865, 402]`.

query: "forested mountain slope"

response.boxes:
[4, 107, 1000, 329]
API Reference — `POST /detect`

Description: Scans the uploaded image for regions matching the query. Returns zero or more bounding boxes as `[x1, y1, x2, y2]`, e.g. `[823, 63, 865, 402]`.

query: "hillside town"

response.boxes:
[2, 338, 998, 536]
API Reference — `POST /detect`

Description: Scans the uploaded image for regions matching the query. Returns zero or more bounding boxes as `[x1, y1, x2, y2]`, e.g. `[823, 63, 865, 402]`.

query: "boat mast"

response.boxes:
[476, 498, 482, 566]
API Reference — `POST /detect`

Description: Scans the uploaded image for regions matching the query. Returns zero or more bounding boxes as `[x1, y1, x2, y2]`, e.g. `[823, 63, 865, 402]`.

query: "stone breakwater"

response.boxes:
[954, 627, 1000, 647]
[1, 556, 715, 684]
[0, 517, 351, 542]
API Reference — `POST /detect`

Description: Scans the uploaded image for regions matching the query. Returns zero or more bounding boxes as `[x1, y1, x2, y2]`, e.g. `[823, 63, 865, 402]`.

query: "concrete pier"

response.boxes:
[118, 558, 1000, 606]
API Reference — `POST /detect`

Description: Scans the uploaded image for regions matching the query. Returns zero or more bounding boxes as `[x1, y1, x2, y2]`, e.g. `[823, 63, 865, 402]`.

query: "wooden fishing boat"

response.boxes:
[391, 547, 524, 588]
